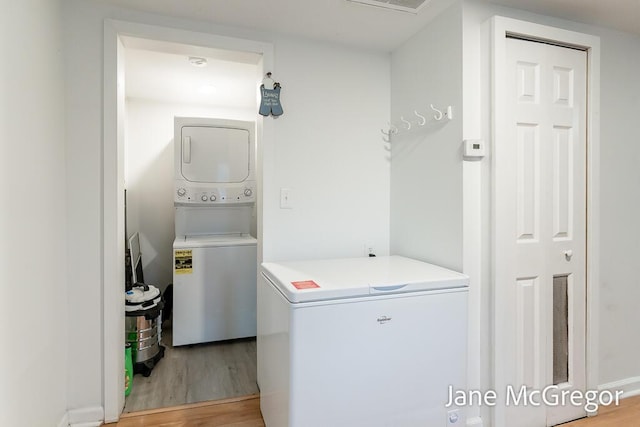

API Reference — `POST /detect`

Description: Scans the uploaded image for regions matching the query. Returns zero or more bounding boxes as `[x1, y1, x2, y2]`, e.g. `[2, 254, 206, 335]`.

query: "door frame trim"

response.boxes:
[491, 16, 600, 427]
[103, 19, 274, 422]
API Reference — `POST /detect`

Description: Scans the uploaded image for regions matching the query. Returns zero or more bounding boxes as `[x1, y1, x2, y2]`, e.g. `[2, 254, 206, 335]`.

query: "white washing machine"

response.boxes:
[173, 233, 257, 346]
[173, 117, 257, 346]
[258, 255, 469, 427]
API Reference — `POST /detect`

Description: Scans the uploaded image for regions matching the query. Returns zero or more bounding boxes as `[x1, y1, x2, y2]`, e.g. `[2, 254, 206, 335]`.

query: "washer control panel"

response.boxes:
[175, 184, 256, 205]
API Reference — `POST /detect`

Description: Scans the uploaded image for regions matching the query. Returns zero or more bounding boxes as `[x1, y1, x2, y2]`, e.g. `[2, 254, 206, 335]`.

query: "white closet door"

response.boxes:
[495, 37, 587, 427]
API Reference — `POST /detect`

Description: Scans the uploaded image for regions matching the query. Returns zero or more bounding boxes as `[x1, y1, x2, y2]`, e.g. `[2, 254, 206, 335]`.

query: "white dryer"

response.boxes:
[174, 117, 256, 206]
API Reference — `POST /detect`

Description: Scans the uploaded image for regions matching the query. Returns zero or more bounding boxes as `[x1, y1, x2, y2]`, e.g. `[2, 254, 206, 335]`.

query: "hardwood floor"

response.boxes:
[108, 394, 640, 427]
[109, 394, 264, 427]
[559, 394, 640, 426]
[124, 321, 258, 413]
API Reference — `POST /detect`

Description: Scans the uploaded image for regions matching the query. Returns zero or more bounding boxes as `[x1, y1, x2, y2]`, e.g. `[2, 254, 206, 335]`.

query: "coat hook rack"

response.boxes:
[382, 104, 453, 141]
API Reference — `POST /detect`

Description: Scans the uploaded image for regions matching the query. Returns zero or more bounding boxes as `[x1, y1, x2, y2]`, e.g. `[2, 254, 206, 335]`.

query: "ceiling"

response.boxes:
[123, 37, 260, 108]
[488, 0, 640, 37]
[102, 0, 639, 52]
[117, 0, 638, 106]
[103, 0, 458, 52]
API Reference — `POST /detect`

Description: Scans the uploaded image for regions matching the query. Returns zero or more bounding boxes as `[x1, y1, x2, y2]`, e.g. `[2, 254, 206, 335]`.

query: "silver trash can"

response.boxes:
[125, 284, 165, 377]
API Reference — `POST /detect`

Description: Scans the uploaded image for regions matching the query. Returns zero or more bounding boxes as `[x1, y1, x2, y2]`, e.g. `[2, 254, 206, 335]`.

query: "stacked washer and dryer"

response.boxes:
[172, 117, 257, 347]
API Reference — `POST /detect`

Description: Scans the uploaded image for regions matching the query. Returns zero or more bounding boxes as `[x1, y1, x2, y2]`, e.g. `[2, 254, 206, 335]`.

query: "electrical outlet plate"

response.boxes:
[447, 409, 461, 426]
[363, 242, 375, 257]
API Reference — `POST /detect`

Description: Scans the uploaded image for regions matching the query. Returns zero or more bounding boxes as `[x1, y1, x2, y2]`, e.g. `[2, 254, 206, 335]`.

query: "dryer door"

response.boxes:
[180, 125, 250, 183]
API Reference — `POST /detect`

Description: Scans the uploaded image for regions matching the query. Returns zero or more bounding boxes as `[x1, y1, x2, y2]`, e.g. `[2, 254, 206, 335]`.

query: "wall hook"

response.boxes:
[381, 128, 392, 142]
[445, 106, 453, 120]
[414, 110, 426, 126]
[400, 116, 411, 130]
[430, 104, 443, 121]
[262, 72, 275, 89]
[381, 122, 398, 142]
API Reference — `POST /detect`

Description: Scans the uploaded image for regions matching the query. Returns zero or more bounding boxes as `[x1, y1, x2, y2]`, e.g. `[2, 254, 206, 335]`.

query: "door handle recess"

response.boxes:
[564, 250, 573, 260]
[183, 136, 191, 164]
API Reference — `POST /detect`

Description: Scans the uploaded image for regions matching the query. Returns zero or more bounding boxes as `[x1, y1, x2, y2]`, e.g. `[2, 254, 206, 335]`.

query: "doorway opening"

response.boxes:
[122, 36, 261, 413]
[103, 20, 274, 422]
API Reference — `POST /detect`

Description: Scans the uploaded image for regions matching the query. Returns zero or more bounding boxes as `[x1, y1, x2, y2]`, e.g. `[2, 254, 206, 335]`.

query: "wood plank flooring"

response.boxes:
[560, 394, 640, 426]
[109, 394, 264, 427]
[124, 321, 258, 413]
[109, 394, 640, 427]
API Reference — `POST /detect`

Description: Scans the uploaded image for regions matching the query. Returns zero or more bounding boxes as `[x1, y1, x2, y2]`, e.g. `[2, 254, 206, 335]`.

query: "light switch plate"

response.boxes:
[280, 188, 293, 209]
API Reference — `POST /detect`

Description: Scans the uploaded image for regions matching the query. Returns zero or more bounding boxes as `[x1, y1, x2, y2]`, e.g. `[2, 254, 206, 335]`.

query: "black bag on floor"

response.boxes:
[162, 284, 173, 324]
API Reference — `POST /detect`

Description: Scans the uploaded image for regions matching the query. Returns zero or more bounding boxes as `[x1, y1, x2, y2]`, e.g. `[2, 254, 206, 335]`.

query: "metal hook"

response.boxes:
[414, 110, 426, 126]
[381, 122, 398, 142]
[386, 122, 399, 134]
[430, 104, 443, 121]
[381, 128, 391, 142]
[400, 116, 411, 130]
[263, 72, 275, 89]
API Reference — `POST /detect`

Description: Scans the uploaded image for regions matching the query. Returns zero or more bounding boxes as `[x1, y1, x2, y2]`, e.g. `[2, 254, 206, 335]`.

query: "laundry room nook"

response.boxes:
[9, 0, 640, 427]
[122, 37, 263, 412]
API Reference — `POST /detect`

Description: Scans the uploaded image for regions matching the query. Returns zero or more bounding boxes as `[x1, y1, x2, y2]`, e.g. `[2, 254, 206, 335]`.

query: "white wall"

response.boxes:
[125, 99, 256, 291]
[263, 36, 390, 261]
[463, 1, 640, 420]
[596, 28, 640, 388]
[0, 1, 69, 426]
[390, 1, 463, 271]
[63, 0, 390, 416]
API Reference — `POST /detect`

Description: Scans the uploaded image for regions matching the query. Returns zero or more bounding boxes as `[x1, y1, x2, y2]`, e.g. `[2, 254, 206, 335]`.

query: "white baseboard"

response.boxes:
[57, 412, 69, 427]
[67, 406, 104, 427]
[467, 416, 484, 427]
[599, 376, 640, 398]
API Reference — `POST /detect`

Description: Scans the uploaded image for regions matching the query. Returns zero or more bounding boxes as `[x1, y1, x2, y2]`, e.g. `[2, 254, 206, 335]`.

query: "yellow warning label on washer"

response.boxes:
[174, 249, 193, 274]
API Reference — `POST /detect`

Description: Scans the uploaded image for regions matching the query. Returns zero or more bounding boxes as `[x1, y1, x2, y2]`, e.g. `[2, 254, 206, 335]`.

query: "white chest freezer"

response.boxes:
[257, 255, 469, 427]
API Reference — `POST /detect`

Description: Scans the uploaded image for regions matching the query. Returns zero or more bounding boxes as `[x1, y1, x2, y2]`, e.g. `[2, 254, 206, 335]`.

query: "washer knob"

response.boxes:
[209, 195, 217, 201]
[177, 188, 186, 197]
[201, 195, 208, 202]
[244, 188, 253, 197]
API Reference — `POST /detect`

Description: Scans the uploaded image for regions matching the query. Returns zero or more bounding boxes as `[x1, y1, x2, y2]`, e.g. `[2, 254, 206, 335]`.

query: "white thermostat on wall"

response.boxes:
[463, 139, 485, 158]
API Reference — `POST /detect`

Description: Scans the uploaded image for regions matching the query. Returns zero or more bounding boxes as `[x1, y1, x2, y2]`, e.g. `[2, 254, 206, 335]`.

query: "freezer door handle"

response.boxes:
[370, 284, 408, 294]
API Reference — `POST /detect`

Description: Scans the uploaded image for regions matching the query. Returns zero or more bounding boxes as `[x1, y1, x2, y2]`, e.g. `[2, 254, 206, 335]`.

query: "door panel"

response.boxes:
[516, 123, 539, 242]
[496, 37, 587, 427]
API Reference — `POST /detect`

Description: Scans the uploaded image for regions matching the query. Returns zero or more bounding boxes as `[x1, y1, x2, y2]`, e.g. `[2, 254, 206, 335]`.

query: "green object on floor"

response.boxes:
[125, 343, 133, 397]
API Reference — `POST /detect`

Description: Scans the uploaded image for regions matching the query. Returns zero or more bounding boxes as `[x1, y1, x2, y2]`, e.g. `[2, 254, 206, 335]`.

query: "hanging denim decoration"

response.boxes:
[259, 73, 283, 117]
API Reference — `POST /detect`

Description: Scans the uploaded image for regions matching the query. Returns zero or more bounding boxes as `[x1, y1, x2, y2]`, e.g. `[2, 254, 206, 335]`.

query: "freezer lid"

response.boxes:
[261, 255, 469, 303]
